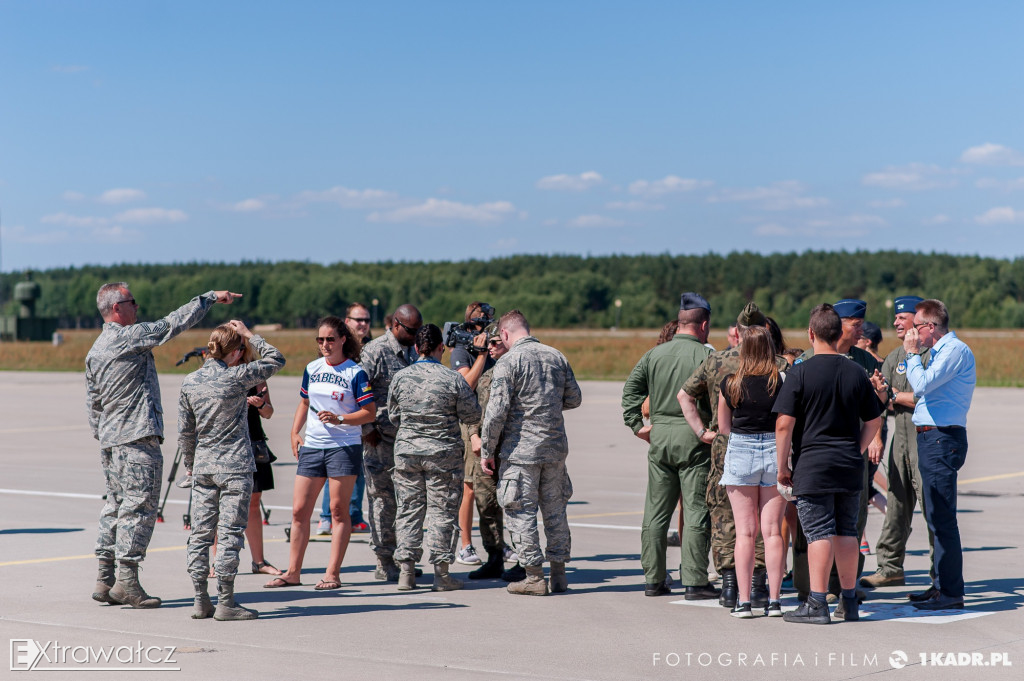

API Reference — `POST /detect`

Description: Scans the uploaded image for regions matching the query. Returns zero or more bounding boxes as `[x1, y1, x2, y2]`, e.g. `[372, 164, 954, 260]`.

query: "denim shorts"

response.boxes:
[795, 492, 860, 542]
[296, 445, 363, 479]
[719, 432, 778, 487]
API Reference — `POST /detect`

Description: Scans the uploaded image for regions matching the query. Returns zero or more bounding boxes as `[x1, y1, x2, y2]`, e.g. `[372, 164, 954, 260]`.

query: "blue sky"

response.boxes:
[2, 1, 1024, 272]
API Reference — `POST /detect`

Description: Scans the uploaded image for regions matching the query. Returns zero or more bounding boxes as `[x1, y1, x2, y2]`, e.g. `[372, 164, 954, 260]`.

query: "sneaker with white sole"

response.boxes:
[730, 602, 754, 619]
[456, 544, 482, 565]
[765, 600, 783, 617]
[503, 546, 518, 563]
[316, 519, 331, 536]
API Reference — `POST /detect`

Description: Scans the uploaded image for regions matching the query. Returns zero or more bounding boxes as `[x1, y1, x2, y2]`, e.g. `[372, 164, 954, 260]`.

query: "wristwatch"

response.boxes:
[698, 427, 707, 438]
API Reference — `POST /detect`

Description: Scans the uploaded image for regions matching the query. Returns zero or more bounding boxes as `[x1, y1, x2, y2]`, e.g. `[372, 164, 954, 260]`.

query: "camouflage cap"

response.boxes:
[736, 302, 766, 327]
[484, 322, 500, 340]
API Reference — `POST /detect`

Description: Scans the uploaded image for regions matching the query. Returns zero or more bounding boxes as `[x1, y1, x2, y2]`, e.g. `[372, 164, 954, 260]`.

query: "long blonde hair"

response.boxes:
[726, 326, 780, 406]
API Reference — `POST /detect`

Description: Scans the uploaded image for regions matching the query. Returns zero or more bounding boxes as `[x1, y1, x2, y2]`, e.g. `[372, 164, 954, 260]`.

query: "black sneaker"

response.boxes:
[782, 596, 830, 624]
[684, 583, 721, 600]
[730, 602, 754, 619]
[765, 600, 783, 617]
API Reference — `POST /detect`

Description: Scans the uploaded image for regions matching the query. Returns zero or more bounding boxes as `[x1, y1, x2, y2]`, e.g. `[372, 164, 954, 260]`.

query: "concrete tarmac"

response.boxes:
[0, 372, 1021, 680]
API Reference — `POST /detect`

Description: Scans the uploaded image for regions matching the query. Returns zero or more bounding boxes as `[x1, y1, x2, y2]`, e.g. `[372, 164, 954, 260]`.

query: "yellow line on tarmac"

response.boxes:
[959, 471, 1024, 485]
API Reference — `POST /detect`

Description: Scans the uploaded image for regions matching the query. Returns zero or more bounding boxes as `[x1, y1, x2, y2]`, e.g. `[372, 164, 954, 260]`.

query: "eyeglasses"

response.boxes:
[394, 320, 420, 335]
[116, 298, 137, 306]
[347, 317, 371, 324]
[315, 336, 337, 344]
[487, 339, 502, 346]
[914, 322, 933, 330]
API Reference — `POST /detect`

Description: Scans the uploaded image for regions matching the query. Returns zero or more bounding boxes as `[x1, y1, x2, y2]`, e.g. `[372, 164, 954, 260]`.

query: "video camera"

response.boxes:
[442, 303, 495, 352]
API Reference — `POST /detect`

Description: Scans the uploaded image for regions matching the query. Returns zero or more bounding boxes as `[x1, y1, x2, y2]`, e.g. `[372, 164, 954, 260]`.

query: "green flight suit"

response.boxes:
[622, 334, 713, 586]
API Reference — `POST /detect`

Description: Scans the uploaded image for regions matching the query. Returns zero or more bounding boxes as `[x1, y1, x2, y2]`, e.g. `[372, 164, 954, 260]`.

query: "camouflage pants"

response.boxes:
[363, 436, 397, 559]
[186, 473, 253, 580]
[498, 460, 572, 567]
[472, 455, 504, 555]
[95, 437, 162, 564]
[393, 451, 463, 565]
[707, 434, 765, 572]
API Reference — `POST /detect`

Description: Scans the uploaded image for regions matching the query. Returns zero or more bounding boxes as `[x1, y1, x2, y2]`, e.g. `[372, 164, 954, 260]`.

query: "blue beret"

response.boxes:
[680, 292, 711, 313]
[833, 298, 866, 319]
[894, 296, 924, 315]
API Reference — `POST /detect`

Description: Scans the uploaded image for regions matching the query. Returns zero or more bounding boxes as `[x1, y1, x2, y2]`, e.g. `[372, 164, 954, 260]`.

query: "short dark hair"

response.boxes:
[915, 299, 949, 332]
[499, 309, 530, 334]
[808, 304, 842, 344]
[677, 307, 710, 326]
[414, 323, 444, 356]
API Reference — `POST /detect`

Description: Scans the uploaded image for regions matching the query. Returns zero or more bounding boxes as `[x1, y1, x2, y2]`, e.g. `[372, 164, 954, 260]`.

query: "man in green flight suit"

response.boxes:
[621, 293, 719, 599]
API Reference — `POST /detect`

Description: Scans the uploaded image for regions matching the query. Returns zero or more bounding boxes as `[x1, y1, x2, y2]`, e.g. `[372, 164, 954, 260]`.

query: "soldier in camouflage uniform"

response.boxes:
[481, 310, 583, 596]
[388, 324, 481, 591]
[86, 282, 240, 608]
[179, 321, 285, 620]
[359, 304, 421, 580]
[678, 303, 784, 607]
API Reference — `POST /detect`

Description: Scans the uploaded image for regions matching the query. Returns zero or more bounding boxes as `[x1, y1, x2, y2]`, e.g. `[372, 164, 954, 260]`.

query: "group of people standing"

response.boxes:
[85, 283, 582, 621]
[622, 292, 975, 623]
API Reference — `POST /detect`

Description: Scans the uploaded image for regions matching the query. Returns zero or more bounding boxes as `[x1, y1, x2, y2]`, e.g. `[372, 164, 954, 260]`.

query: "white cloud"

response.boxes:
[62, 190, 86, 201]
[298, 186, 400, 208]
[92, 225, 141, 242]
[960, 143, 1024, 166]
[536, 171, 604, 191]
[41, 212, 109, 227]
[762, 196, 830, 211]
[868, 198, 906, 208]
[757, 213, 883, 238]
[227, 198, 266, 212]
[629, 175, 711, 197]
[861, 163, 959, 191]
[98, 188, 147, 204]
[115, 208, 188, 224]
[708, 180, 827, 210]
[0, 225, 69, 244]
[493, 238, 519, 250]
[806, 214, 886, 228]
[975, 177, 1024, 191]
[52, 65, 89, 74]
[567, 214, 625, 228]
[975, 207, 1024, 224]
[606, 200, 665, 211]
[922, 214, 951, 226]
[367, 199, 515, 224]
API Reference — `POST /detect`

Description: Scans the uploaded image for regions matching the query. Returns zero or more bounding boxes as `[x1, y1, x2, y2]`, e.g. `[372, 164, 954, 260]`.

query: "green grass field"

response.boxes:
[2, 328, 1022, 385]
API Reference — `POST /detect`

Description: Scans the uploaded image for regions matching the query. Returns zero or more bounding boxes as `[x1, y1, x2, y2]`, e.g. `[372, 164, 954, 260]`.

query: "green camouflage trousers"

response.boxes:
[498, 459, 573, 567]
[708, 434, 765, 572]
[186, 472, 253, 579]
[95, 437, 162, 564]
[363, 437, 398, 560]
[393, 451, 463, 565]
[471, 454, 504, 555]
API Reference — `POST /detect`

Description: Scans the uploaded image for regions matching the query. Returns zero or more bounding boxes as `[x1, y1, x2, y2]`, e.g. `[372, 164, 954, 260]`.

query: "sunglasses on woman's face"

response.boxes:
[316, 336, 336, 344]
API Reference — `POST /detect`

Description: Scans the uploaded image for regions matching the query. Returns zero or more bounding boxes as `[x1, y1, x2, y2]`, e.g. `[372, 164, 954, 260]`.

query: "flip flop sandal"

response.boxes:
[314, 579, 342, 591]
[252, 561, 283, 575]
[264, 577, 302, 588]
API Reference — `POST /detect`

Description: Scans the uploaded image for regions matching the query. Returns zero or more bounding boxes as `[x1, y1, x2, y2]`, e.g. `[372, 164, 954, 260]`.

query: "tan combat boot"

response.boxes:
[549, 561, 568, 593]
[375, 556, 401, 582]
[431, 562, 464, 592]
[191, 578, 214, 619]
[397, 560, 417, 591]
[213, 577, 258, 621]
[507, 565, 549, 596]
[92, 559, 116, 604]
[108, 562, 161, 608]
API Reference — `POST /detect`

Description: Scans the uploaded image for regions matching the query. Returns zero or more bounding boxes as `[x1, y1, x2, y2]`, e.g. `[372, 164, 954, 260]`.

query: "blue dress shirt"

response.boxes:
[906, 330, 976, 427]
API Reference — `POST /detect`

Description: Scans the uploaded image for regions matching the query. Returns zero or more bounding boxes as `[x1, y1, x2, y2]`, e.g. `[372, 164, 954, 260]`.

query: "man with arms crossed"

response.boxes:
[774, 304, 883, 624]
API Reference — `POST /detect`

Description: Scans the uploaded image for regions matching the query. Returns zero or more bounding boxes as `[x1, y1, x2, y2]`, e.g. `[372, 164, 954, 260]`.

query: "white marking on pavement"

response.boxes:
[671, 596, 996, 623]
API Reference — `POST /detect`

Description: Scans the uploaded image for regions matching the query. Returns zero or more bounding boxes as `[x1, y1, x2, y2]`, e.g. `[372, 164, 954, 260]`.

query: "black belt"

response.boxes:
[916, 425, 964, 433]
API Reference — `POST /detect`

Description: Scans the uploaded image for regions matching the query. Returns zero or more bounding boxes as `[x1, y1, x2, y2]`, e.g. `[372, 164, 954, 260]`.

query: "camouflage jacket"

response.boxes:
[85, 291, 217, 448]
[465, 365, 495, 438]
[359, 329, 417, 441]
[624, 334, 712, 433]
[481, 336, 583, 465]
[388, 359, 481, 457]
[679, 345, 788, 431]
[178, 335, 285, 474]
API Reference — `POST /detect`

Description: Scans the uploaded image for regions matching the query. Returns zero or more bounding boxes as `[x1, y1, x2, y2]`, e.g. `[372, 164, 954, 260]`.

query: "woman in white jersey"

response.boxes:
[264, 316, 376, 590]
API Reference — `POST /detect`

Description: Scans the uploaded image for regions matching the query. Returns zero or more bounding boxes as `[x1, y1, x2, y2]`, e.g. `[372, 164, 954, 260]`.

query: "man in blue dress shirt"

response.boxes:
[902, 299, 976, 610]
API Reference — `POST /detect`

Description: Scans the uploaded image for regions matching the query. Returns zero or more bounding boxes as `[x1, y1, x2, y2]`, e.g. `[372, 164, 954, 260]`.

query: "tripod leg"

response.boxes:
[261, 499, 271, 525]
[158, 447, 184, 523]
[183, 486, 193, 530]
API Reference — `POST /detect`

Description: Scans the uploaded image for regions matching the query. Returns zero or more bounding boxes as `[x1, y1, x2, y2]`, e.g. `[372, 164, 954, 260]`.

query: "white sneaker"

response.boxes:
[456, 544, 482, 565]
[503, 546, 519, 563]
[316, 519, 331, 536]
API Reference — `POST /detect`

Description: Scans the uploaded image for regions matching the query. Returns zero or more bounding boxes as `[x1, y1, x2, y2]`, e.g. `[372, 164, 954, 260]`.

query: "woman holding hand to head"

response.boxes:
[265, 316, 376, 591]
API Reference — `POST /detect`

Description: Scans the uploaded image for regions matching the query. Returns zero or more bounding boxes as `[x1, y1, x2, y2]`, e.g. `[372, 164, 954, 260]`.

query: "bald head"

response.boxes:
[393, 304, 422, 327]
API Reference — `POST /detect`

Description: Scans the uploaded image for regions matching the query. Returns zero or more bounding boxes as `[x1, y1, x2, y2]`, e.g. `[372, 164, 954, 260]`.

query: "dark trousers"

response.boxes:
[917, 427, 968, 599]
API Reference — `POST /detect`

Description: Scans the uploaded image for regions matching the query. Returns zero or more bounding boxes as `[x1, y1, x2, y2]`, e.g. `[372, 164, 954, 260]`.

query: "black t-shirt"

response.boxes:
[450, 346, 494, 373]
[772, 354, 884, 495]
[720, 374, 779, 434]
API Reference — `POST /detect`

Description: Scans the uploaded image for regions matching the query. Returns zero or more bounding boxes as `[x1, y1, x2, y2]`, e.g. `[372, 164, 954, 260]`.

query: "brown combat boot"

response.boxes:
[507, 565, 548, 596]
[92, 559, 116, 604]
[375, 556, 401, 582]
[397, 560, 417, 591]
[214, 577, 258, 621]
[191, 578, 214, 619]
[549, 561, 568, 593]
[431, 562, 464, 592]
[108, 562, 161, 608]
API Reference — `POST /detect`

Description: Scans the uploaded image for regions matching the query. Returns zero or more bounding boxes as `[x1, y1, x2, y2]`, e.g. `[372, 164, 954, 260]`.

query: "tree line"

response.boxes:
[4, 251, 1024, 329]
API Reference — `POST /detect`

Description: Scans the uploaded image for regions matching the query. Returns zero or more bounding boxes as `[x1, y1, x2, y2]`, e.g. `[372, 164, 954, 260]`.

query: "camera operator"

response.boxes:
[447, 302, 495, 566]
